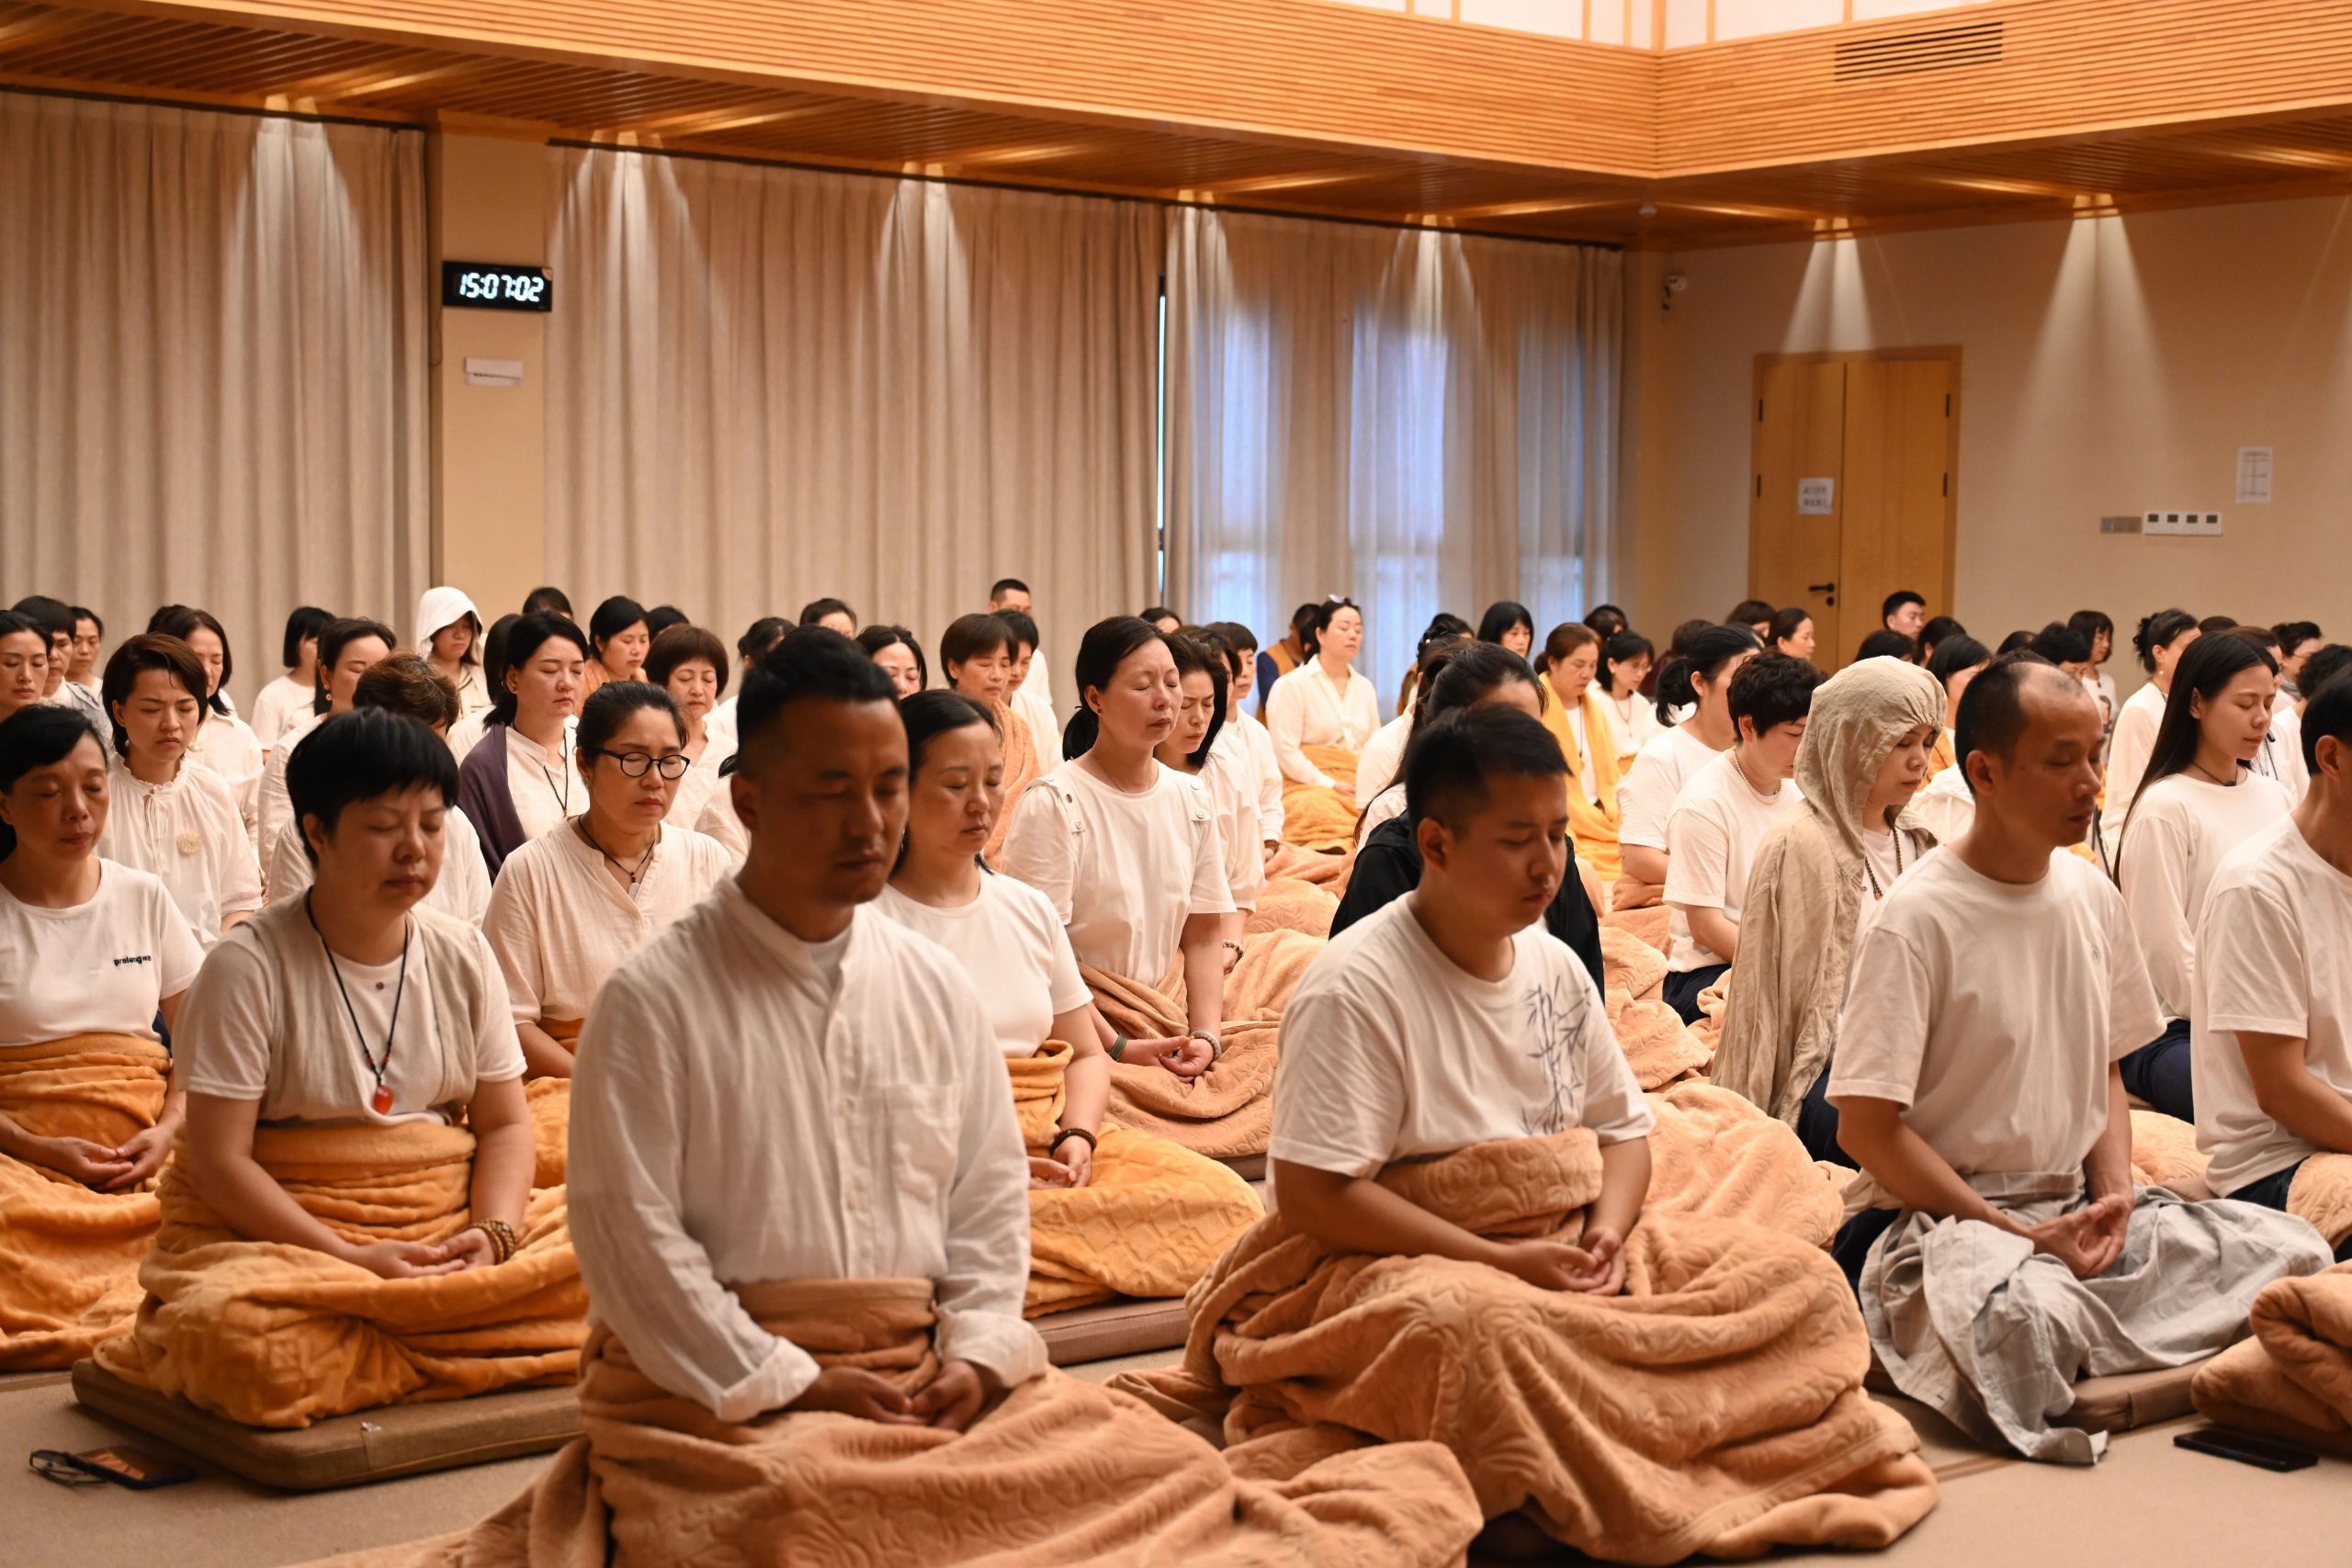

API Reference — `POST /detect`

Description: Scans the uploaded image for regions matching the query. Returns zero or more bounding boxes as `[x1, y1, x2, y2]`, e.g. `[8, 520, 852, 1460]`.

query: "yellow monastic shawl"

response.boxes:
[1540, 675, 1623, 884]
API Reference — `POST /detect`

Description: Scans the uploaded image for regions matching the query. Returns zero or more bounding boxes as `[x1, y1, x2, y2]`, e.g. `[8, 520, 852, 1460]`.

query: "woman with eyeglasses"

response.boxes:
[481, 683, 730, 1084]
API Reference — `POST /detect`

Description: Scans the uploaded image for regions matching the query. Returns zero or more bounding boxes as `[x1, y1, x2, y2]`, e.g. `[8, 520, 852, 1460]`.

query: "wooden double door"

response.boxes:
[1749, 352, 1957, 670]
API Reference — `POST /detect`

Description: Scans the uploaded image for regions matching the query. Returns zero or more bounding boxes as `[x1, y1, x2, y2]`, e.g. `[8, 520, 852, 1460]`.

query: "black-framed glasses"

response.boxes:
[587, 749, 689, 780]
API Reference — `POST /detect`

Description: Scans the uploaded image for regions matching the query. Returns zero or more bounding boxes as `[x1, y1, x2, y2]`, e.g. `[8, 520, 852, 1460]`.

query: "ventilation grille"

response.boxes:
[1834, 20, 2003, 84]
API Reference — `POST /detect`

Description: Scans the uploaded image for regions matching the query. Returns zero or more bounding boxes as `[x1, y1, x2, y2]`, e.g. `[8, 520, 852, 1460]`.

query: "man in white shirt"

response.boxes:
[2192, 670, 2352, 1257]
[1830, 656, 2329, 1463]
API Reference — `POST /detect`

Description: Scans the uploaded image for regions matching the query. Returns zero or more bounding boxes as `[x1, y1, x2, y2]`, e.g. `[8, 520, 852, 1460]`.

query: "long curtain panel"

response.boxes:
[1164, 207, 1621, 712]
[0, 90, 430, 706]
[546, 149, 1160, 690]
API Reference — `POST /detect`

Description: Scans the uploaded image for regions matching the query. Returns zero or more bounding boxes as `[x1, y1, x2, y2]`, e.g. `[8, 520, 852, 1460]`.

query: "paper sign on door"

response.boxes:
[1797, 478, 1836, 515]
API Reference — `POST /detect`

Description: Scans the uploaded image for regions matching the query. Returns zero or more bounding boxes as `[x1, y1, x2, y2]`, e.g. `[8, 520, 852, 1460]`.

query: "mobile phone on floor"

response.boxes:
[2174, 1427, 2319, 1472]
[55, 1445, 198, 1488]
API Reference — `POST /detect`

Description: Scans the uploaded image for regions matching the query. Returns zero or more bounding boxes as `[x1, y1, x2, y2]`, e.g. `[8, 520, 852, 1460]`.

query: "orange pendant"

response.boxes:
[371, 1085, 394, 1115]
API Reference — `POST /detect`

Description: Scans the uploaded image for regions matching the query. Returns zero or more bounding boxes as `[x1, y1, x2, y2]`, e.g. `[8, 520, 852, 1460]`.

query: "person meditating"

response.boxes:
[1828, 656, 2330, 1463]
[2111, 630, 2292, 1123]
[256, 615, 394, 858]
[95, 634, 264, 950]
[1660, 653, 1820, 1024]
[2190, 668, 2352, 1256]
[937, 612, 1040, 859]
[1119, 705, 1935, 1562]
[0, 707, 204, 1370]
[151, 606, 268, 852]
[1535, 622, 1625, 883]
[96, 709, 582, 1428]
[641, 623, 732, 833]
[1714, 658, 1941, 1160]
[266, 656, 492, 926]
[483, 682, 731, 1084]
[1263, 597, 1375, 850]
[1157, 632, 1265, 942]
[457, 611, 589, 875]
[415, 586, 491, 717]
[876, 692, 1258, 1316]
[2103, 607, 2201, 848]
[1616, 624, 1761, 899]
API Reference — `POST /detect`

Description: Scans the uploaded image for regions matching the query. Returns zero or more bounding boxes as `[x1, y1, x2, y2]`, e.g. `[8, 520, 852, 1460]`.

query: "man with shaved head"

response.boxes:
[1829, 655, 2327, 1464]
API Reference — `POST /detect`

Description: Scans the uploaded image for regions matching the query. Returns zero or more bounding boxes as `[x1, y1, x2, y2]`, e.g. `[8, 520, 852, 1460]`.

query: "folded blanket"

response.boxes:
[1117, 1131, 1935, 1562]
[1603, 899, 1671, 960]
[2285, 1153, 2352, 1250]
[0, 1034, 171, 1370]
[2192, 1261, 2352, 1456]
[1281, 745, 1361, 854]
[310, 1278, 1486, 1568]
[1608, 874, 1665, 915]
[522, 1015, 581, 1190]
[1082, 929, 1322, 1161]
[95, 1122, 586, 1427]
[1009, 1044, 1262, 1314]
[1600, 927, 1712, 1089]
[1646, 1081, 1846, 1246]
[1247, 877, 1340, 940]
[1265, 843, 1352, 895]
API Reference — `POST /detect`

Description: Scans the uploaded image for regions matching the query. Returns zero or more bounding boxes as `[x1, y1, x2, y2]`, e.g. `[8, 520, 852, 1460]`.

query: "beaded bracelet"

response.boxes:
[1049, 1126, 1098, 1156]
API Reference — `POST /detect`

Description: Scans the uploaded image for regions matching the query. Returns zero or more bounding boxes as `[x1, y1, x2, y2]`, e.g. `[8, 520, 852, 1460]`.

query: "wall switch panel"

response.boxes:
[2142, 509, 2223, 537]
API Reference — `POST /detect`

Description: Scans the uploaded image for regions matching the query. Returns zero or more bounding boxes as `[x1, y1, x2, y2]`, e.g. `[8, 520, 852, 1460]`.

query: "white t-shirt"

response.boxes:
[255, 714, 317, 863]
[666, 730, 737, 835]
[266, 805, 493, 928]
[2194, 817, 2352, 1194]
[1909, 762, 1974, 845]
[1617, 724, 1719, 853]
[1854, 826, 1926, 954]
[176, 920, 526, 1126]
[1603, 689, 1661, 762]
[0, 861, 205, 1046]
[874, 876, 1091, 1057]
[481, 821, 734, 1026]
[695, 776, 749, 863]
[1662, 750, 1803, 973]
[1268, 896, 1654, 1207]
[2254, 705, 2308, 804]
[96, 753, 264, 950]
[1227, 709, 1285, 842]
[1354, 785, 1407, 848]
[1200, 734, 1267, 913]
[1830, 848, 2164, 1192]
[996, 761, 1235, 982]
[1353, 712, 1411, 807]
[187, 710, 265, 850]
[2116, 772, 2292, 1021]
[249, 675, 313, 751]
[2101, 682, 2165, 840]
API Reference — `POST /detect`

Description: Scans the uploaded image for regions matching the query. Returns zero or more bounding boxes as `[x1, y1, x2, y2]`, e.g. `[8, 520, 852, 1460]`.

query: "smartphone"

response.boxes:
[58, 1446, 198, 1489]
[2174, 1427, 2319, 1472]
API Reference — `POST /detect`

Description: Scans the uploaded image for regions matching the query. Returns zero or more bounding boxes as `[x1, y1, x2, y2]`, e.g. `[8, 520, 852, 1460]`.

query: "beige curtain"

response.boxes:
[1164, 208, 1621, 713]
[546, 149, 1159, 694]
[0, 90, 430, 707]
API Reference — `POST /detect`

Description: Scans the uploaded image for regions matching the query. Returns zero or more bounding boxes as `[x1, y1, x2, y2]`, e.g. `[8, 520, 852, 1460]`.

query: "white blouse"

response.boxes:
[96, 753, 264, 950]
[569, 888, 1045, 1419]
[249, 675, 314, 750]
[502, 721, 583, 849]
[481, 819, 733, 1025]
[666, 731, 736, 835]
[254, 714, 317, 865]
[1264, 657, 1381, 788]
[189, 709, 266, 852]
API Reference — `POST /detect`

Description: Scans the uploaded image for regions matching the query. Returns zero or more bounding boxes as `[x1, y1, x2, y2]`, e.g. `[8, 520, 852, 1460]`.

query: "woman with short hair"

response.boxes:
[642, 623, 732, 829]
[1536, 622, 1625, 884]
[482, 682, 731, 1083]
[94, 636, 263, 949]
[1476, 601, 1535, 660]
[941, 612, 1042, 861]
[1616, 625, 1763, 895]
[457, 611, 590, 876]
[584, 595, 651, 694]
[255, 615, 394, 859]
[1598, 630, 1659, 766]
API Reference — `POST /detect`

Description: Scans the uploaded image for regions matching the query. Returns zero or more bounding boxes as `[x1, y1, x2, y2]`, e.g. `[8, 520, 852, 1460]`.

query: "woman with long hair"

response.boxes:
[95, 636, 263, 949]
[1597, 630, 1658, 766]
[251, 606, 333, 749]
[584, 595, 651, 694]
[1922, 635, 1991, 776]
[1396, 612, 1471, 716]
[151, 606, 269, 853]
[1204, 620, 1285, 861]
[1769, 607, 1817, 663]
[0, 705, 204, 1369]
[1157, 632, 1261, 940]
[0, 612, 49, 728]
[854, 623, 927, 698]
[1476, 600, 1535, 660]
[1714, 658, 1942, 1159]
[1535, 622, 1625, 884]
[1615, 625, 1763, 896]
[456, 611, 589, 877]
[2112, 631, 2293, 1122]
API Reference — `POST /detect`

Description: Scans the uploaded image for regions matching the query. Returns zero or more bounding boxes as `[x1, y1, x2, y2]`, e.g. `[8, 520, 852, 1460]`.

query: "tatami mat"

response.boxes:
[8, 1358, 2350, 1568]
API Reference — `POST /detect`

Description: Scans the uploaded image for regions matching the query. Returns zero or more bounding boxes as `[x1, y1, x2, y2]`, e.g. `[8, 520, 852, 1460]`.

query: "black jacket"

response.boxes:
[1329, 814, 1606, 995]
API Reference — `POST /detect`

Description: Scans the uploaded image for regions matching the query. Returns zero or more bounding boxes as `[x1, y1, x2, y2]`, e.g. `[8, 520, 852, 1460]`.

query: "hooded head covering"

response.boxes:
[414, 586, 481, 660]
[1713, 656, 1945, 1126]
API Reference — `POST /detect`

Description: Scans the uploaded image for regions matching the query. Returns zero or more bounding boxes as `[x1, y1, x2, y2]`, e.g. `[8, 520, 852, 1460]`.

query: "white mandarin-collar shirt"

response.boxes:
[1263, 656, 1380, 789]
[568, 881, 1046, 1420]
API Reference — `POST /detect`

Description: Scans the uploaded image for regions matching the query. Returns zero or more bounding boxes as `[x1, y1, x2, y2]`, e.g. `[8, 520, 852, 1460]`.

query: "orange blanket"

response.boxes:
[0, 1033, 170, 1370]
[1265, 843, 1352, 893]
[1246, 877, 1339, 939]
[2129, 1109, 2213, 1200]
[984, 697, 1042, 865]
[1281, 744, 1360, 853]
[522, 1015, 581, 1190]
[2192, 1262, 2352, 1457]
[1082, 930, 1322, 1161]
[1600, 925, 1713, 1090]
[312, 1279, 1486, 1568]
[95, 1122, 585, 1427]
[1645, 1080, 1846, 1245]
[2278, 1152, 2352, 1250]
[1115, 1130, 1934, 1562]
[1009, 1044, 1261, 1315]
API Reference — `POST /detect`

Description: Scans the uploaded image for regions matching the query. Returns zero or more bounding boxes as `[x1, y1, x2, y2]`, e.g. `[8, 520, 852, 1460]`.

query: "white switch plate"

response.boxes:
[2142, 509, 2223, 536]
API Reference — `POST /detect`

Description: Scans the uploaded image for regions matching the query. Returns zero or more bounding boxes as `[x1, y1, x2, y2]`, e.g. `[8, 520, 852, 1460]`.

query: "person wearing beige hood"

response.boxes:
[414, 585, 492, 719]
[1714, 656, 1943, 1162]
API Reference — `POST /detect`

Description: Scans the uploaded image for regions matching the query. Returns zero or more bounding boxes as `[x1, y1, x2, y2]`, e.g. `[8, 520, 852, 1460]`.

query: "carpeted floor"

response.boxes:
[6, 1353, 2349, 1566]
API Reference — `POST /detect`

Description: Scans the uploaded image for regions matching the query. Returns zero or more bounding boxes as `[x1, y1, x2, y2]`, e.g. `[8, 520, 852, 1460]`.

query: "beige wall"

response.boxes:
[1632, 194, 2352, 693]
[430, 134, 548, 620]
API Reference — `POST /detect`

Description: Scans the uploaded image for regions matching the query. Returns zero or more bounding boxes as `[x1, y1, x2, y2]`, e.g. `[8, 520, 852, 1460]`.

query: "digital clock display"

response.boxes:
[441, 262, 552, 312]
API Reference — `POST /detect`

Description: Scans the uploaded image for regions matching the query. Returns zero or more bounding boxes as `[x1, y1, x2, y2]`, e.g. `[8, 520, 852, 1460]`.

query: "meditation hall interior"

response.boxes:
[10, 0, 2352, 1561]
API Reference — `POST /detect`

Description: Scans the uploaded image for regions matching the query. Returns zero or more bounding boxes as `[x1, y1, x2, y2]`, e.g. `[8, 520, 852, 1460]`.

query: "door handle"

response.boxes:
[1807, 582, 1836, 593]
